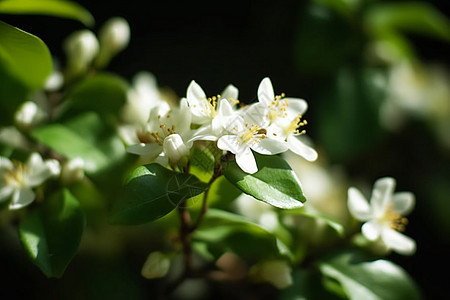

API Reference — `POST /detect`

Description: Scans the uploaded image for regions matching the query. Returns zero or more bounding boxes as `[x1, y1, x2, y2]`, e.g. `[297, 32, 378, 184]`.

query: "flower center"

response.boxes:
[199, 94, 221, 118]
[2, 161, 26, 188]
[137, 120, 177, 146]
[283, 114, 307, 137]
[380, 205, 409, 232]
[268, 94, 288, 122]
[238, 123, 266, 145]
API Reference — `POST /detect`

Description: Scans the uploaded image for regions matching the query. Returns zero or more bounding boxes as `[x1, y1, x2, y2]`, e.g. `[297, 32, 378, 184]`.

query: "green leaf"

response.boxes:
[193, 209, 292, 261]
[110, 163, 208, 225]
[319, 250, 422, 300]
[19, 189, 85, 278]
[32, 112, 129, 176]
[0, 20, 52, 90]
[32, 123, 110, 174]
[366, 2, 450, 41]
[58, 73, 129, 121]
[283, 207, 345, 237]
[0, 0, 94, 27]
[222, 152, 306, 209]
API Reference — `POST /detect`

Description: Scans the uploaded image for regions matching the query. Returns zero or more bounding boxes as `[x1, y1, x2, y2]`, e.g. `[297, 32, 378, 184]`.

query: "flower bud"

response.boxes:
[250, 260, 293, 289]
[61, 157, 85, 184]
[14, 101, 46, 130]
[141, 251, 171, 279]
[64, 30, 99, 75]
[163, 134, 189, 166]
[96, 17, 130, 68]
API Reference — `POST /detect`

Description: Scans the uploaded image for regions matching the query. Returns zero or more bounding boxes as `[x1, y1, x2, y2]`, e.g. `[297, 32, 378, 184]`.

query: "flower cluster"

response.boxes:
[123, 77, 318, 173]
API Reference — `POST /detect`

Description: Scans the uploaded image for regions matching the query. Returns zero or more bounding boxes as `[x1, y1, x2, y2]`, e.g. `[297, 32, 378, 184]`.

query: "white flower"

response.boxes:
[347, 177, 416, 255]
[126, 99, 193, 166]
[97, 17, 131, 68]
[0, 153, 60, 210]
[250, 77, 318, 161]
[217, 115, 287, 174]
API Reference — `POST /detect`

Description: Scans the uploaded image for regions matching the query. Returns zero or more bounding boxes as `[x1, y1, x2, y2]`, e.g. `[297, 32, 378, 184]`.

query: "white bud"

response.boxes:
[14, 101, 46, 129]
[141, 251, 171, 279]
[250, 260, 293, 289]
[61, 157, 85, 184]
[64, 30, 99, 74]
[96, 17, 130, 68]
[163, 134, 189, 166]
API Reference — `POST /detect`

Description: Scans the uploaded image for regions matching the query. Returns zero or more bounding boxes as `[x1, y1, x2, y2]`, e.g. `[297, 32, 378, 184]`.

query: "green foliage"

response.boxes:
[193, 208, 291, 261]
[319, 250, 422, 300]
[110, 163, 208, 225]
[0, 0, 94, 26]
[0, 20, 52, 90]
[222, 152, 306, 209]
[18, 189, 85, 278]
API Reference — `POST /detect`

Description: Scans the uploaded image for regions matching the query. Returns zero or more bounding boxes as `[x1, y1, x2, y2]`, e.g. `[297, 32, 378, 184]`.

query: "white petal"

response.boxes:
[242, 103, 268, 127]
[258, 77, 275, 105]
[361, 220, 381, 241]
[284, 98, 308, 115]
[0, 156, 14, 170]
[26, 153, 53, 186]
[221, 84, 239, 101]
[188, 125, 218, 143]
[217, 98, 233, 116]
[371, 177, 396, 216]
[381, 228, 416, 255]
[252, 137, 288, 155]
[9, 187, 35, 210]
[391, 192, 415, 215]
[287, 135, 318, 161]
[347, 187, 373, 221]
[236, 147, 258, 174]
[187, 80, 206, 105]
[0, 185, 14, 202]
[127, 143, 162, 157]
[217, 135, 241, 154]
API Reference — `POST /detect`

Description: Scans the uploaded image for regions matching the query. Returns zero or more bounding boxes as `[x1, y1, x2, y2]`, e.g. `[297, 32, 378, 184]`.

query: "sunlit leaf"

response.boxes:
[110, 163, 208, 225]
[222, 152, 306, 209]
[0, 20, 52, 90]
[19, 189, 85, 278]
[0, 0, 94, 27]
[319, 250, 422, 300]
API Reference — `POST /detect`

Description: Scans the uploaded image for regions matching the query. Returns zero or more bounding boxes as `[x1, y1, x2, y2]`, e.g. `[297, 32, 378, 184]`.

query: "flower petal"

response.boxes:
[0, 157, 14, 170]
[347, 187, 373, 221]
[221, 84, 239, 101]
[217, 135, 241, 154]
[285, 98, 308, 115]
[187, 80, 206, 105]
[392, 192, 415, 215]
[361, 220, 381, 241]
[9, 187, 35, 210]
[371, 177, 396, 216]
[127, 143, 162, 157]
[236, 147, 258, 174]
[381, 228, 416, 255]
[286, 135, 318, 161]
[252, 137, 287, 155]
[0, 185, 14, 202]
[258, 77, 275, 105]
[26, 153, 54, 186]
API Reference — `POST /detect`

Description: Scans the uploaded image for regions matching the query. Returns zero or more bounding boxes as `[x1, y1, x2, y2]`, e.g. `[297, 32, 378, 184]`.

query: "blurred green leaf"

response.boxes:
[222, 152, 306, 209]
[280, 268, 343, 300]
[0, 0, 94, 27]
[315, 67, 386, 163]
[194, 209, 291, 261]
[366, 2, 450, 41]
[0, 20, 52, 90]
[19, 189, 85, 278]
[319, 250, 422, 300]
[32, 112, 128, 175]
[294, 2, 357, 74]
[110, 163, 208, 225]
[284, 207, 345, 237]
[58, 73, 128, 121]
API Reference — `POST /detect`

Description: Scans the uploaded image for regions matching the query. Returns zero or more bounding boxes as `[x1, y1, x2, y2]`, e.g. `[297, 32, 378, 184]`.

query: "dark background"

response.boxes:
[1, 0, 449, 299]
